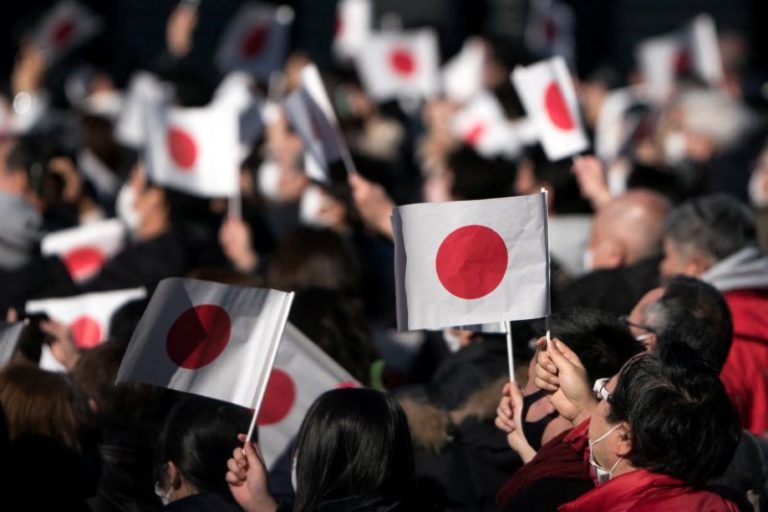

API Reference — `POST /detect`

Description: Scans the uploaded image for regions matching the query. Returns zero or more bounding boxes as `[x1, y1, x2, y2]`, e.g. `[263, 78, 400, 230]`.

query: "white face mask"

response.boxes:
[257, 158, 282, 201]
[582, 249, 594, 273]
[663, 131, 687, 166]
[588, 423, 623, 485]
[154, 481, 173, 506]
[299, 185, 331, 228]
[749, 171, 768, 208]
[115, 182, 142, 235]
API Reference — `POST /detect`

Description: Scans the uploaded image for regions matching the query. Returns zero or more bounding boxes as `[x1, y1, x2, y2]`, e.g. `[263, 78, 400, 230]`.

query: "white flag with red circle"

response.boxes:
[41, 219, 126, 283]
[115, 278, 294, 409]
[393, 193, 550, 331]
[333, 0, 372, 61]
[511, 56, 588, 161]
[451, 92, 522, 158]
[256, 322, 359, 468]
[114, 72, 171, 148]
[636, 14, 723, 103]
[442, 37, 486, 103]
[0, 322, 24, 367]
[216, 3, 294, 80]
[525, 0, 576, 67]
[144, 101, 240, 198]
[32, 1, 102, 64]
[26, 288, 146, 350]
[355, 29, 440, 101]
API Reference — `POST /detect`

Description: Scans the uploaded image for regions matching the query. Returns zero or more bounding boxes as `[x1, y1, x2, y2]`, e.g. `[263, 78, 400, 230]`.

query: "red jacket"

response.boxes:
[558, 469, 740, 512]
[719, 289, 768, 436]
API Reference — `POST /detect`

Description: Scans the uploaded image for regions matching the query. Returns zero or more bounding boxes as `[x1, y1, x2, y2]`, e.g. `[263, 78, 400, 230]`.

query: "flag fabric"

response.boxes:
[213, 72, 265, 159]
[441, 37, 486, 103]
[333, 0, 372, 61]
[114, 72, 171, 148]
[115, 278, 294, 409]
[594, 86, 649, 163]
[636, 14, 723, 102]
[32, 1, 102, 64]
[451, 92, 522, 159]
[41, 219, 126, 283]
[144, 100, 241, 198]
[282, 64, 351, 181]
[355, 29, 440, 101]
[26, 288, 146, 349]
[257, 323, 359, 468]
[525, 0, 576, 67]
[216, 3, 294, 80]
[0, 322, 24, 367]
[393, 192, 550, 331]
[511, 56, 588, 161]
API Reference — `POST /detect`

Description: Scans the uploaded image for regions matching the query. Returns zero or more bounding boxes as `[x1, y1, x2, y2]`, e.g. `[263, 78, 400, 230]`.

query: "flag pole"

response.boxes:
[506, 320, 515, 382]
[229, 190, 242, 219]
[541, 187, 552, 343]
[245, 407, 259, 443]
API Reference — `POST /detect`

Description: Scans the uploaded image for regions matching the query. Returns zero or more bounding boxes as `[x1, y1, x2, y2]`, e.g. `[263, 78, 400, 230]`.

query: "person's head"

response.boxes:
[154, 396, 251, 505]
[293, 388, 414, 511]
[629, 276, 732, 370]
[588, 343, 739, 486]
[523, 309, 643, 448]
[0, 363, 79, 450]
[587, 190, 671, 270]
[70, 340, 127, 421]
[424, 145, 515, 202]
[660, 194, 755, 279]
[0, 136, 47, 205]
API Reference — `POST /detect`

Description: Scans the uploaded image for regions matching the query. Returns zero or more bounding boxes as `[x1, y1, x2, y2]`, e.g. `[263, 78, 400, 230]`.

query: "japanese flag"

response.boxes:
[333, 0, 372, 61]
[26, 288, 146, 350]
[636, 14, 723, 102]
[0, 322, 24, 367]
[213, 72, 265, 159]
[216, 3, 294, 80]
[114, 72, 171, 148]
[355, 29, 440, 101]
[116, 278, 294, 409]
[525, 0, 576, 67]
[451, 92, 522, 158]
[32, 1, 102, 64]
[511, 56, 588, 161]
[41, 219, 126, 283]
[144, 101, 240, 198]
[393, 192, 550, 331]
[282, 64, 352, 181]
[442, 37, 486, 103]
[595, 86, 649, 162]
[257, 323, 359, 468]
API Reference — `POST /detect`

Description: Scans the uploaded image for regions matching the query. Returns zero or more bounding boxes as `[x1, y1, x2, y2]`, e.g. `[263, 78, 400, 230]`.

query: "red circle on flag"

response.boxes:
[240, 24, 269, 58]
[674, 50, 691, 75]
[51, 19, 75, 46]
[334, 16, 343, 38]
[166, 305, 231, 369]
[166, 127, 198, 170]
[70, 316, 102, 349]
[389, 48, 417, 76]
[543, 81, 575, 131]
[435, 225, 508, 300]
[464, 123, 487, 146]
[257, 368, 297, 426]
[63, 246, 105, 282]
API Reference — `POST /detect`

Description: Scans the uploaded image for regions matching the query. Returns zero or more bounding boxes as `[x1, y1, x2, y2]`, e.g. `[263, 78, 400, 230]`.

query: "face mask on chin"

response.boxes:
[154, 480, 173, 506]
[588, 423, 623, 485]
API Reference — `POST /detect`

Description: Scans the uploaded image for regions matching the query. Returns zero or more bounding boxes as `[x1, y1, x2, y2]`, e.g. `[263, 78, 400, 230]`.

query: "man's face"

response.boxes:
[627, 287, 664, 351]
[588, 375, 624, 468]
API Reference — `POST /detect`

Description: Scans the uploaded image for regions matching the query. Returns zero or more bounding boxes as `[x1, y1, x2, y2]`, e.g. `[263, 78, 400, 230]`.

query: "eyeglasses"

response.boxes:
[619, 315, 656, 336]
[593, 377, 612, 402]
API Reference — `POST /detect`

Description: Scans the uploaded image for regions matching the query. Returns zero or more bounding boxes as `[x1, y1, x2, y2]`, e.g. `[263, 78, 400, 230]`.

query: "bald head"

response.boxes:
[588, 190, 671, 270]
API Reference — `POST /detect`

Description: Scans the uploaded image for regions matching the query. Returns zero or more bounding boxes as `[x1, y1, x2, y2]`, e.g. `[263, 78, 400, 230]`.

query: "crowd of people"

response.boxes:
[1, 0, 768, 511]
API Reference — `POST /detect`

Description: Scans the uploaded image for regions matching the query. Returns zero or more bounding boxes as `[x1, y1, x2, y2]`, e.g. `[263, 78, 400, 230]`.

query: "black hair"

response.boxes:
[663, 194, 755, 261]
[535, 308, 644, 383]
[108, 299, 149, 344]
[154, 396, 251, 500]
[294, 388, 415, 511]
[607, 344, 740, 485]
[522, 146, 592, 214]
[646, 276, 733, 372]
[4, 136, 52, 196]
[445, 145, 516, 201]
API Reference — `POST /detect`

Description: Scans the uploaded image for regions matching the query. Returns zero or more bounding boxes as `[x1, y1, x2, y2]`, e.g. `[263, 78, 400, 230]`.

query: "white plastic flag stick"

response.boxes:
[506, 321, 515, 382]
[229, 191, 242, 219]
[542, 186, 552, 342]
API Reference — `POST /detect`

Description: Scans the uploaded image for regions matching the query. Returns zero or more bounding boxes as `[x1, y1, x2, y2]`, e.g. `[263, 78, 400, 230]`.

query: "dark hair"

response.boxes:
[294, 388, 414, 511]
[4, 136, 51, 195]
[154, 396, 251, 500]
[607, 344, 740, 485]
[446, 145, 515, 201]
[536, 308, 644, 383]
[646, 276, 733, 371]
[663, 194, 755, 261]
